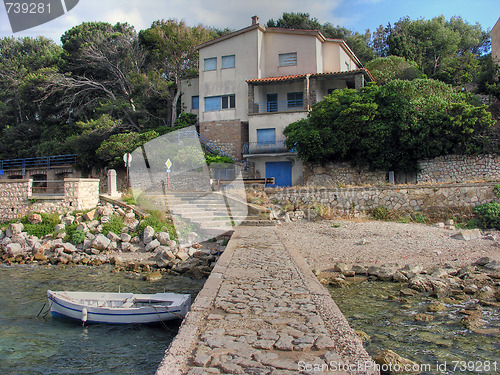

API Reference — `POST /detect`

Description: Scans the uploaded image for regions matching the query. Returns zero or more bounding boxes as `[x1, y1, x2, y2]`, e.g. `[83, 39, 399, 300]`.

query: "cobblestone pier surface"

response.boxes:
[157, 226, 378, 375]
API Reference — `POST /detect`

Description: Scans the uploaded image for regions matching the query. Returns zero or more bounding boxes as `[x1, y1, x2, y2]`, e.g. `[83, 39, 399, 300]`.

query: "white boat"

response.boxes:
[47, 290, 191, 324]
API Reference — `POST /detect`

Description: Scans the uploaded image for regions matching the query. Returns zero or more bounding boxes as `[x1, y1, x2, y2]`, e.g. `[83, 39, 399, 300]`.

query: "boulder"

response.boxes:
[452, 229, 482, 241]
[373, 350, 420, 374]
[483, 260, 500, 272]
[474, 257, 492, 266]
[414, 313, 434, 322]
[107, 231, 120, 242]
[156, 232, 171, 246]
[123, 212, 136, 225]
[4, 243, 24, 257]
[408, 276, 433, 292]
[143, 226, 155, 244]
[61, 215, 75, 226]
[27, 213, 42, 225]
[145, 239, 161, 252]
[120, 233, 132, 243]
[60, 243, 77, 254]
[176, 251, 189, 262]
[6, 223, 24, 237]
[333, 263, 351, 275]
[144, 272, 162, 282]
[84, 209, 97, 221]
[54, 224, 66, 232]
[91, 234, 111, 251]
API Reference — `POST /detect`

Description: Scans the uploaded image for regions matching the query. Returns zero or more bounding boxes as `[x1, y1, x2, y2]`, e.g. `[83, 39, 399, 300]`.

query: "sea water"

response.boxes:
[0, 265, 205, 375]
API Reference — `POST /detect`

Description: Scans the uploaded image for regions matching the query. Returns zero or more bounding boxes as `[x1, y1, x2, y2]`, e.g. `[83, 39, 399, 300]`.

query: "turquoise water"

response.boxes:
[330, 279, 500, 375]
[0, 265, 205, 375]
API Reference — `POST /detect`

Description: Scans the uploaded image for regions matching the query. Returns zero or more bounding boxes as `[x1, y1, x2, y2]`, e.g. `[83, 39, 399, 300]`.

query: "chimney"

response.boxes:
[252, 16, 259, 26]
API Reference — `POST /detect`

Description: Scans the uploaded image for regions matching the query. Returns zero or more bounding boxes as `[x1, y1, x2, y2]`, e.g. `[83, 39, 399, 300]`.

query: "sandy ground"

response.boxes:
[275, 219, 500, 272]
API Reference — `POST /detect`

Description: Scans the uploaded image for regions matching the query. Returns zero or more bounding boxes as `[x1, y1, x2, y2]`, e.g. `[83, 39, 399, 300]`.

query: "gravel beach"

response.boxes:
[276, 220, 500, 272]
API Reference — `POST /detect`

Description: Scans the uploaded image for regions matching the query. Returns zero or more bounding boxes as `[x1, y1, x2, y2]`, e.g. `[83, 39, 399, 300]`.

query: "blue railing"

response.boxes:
[178, 130, 233, 161]
[0, 154, 77, 172]
[251, 100, 305, 114]
[242, 141, 295, 155]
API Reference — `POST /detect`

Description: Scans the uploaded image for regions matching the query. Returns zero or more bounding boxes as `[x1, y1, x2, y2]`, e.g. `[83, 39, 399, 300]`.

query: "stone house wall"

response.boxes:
[0, 178, 100, 222]
[199, 120, 247, 161]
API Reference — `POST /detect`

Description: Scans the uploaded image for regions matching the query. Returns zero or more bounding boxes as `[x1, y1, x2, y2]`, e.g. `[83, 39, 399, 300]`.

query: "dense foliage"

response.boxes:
[284, 79, 494, 171]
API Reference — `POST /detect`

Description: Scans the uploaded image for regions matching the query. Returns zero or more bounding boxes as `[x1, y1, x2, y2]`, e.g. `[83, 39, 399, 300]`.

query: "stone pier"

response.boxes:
[157, 226, 378, 375]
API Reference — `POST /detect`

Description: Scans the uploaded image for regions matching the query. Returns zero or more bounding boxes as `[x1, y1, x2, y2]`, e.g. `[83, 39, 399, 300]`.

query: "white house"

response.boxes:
[182, 16, 374, 186]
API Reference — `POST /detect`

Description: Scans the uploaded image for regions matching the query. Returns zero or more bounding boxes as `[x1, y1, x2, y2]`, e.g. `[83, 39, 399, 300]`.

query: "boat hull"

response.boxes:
[47, 291, 191, 324]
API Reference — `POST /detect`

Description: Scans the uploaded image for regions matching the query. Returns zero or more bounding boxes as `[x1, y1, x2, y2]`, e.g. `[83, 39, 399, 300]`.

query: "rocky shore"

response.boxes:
[0, 202, 228, 279]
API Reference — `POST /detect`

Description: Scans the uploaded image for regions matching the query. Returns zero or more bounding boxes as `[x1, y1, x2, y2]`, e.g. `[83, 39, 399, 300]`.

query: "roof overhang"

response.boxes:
[246, 69, 375, 85]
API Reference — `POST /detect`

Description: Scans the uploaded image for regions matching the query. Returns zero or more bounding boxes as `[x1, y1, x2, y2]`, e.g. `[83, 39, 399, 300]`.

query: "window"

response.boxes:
[204, 95, 235, 112]
[287, 92, 303, 109]
[257, 128, 276, 145]
[279, 52, 297, 67]
[221, 94, 235, 109]
[222, 55, 235, 69]
[205, 96, 221, 111]
[192, 96, 199, 110]
[204, 57, 217, 71]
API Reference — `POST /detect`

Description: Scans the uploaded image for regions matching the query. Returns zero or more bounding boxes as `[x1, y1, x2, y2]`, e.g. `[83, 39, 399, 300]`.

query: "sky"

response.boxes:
[1, 0, 499, 44]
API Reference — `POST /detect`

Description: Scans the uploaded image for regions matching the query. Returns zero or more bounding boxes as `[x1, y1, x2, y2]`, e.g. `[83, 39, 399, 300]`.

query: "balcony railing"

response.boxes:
[242, 141, 295, 155]
[251, 100, 306, 114]
[0, 154, 77, 171]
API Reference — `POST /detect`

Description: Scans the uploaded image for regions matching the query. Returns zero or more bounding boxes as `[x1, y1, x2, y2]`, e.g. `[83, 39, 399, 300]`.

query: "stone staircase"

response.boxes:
[164, 191, 273, 241]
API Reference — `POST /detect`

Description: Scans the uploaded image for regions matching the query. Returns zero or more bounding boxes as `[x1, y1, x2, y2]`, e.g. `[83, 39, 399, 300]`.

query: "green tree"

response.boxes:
[139, 20, 215, 126]
[365, 56, 424, 84]
[284, 80, 494, 172]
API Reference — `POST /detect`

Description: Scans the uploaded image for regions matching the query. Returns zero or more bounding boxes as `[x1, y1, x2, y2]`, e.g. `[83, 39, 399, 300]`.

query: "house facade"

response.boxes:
[181, 16, 373, 186]
[492, 17, 500, 64]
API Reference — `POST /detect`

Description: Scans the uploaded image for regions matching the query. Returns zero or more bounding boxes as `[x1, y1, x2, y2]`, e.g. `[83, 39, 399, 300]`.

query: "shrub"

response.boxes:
[21, 212, 60, 238]
[70, 230, 86, 245]
[137, 211, 177, 240]
[473, 202, 500, 229]
[371, 206, 389, 220]
[101, 215, 125, 236]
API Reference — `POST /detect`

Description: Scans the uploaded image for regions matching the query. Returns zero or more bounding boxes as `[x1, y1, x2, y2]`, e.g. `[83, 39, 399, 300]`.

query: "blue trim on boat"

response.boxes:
[50, 296, 182, 316]
[50, 311, 179, 324]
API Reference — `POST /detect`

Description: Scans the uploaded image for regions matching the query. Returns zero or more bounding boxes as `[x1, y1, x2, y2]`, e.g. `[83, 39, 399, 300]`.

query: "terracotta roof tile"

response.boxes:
[246, 69, 374, 84]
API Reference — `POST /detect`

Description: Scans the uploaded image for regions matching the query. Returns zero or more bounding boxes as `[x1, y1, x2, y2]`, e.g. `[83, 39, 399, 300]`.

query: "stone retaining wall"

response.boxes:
[304, 154, 500, 187]
[417, 154, 500, 183]
[0, 178, 99, 221]
[266, 182, 499, 215]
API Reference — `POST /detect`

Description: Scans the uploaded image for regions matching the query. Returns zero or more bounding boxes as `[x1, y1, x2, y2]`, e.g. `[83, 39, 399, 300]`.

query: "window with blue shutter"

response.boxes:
[222, 55, 235, 69]
[204, 57, 217, 71]
[192, 96, 199, 110]
[205, 96, 221, 111]
[257, 128, 276, 145]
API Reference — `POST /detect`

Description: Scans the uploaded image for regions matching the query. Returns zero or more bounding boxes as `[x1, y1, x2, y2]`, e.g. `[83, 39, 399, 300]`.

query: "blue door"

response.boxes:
[266, 161, 292, 187]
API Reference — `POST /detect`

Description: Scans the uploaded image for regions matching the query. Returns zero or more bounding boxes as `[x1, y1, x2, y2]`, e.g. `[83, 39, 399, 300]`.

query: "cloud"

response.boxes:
[1, 0, 345, 41]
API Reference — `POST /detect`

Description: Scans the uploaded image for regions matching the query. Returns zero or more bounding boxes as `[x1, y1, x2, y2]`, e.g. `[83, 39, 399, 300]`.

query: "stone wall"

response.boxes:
[199, 120, 247, 161]
[0, 178, 100, 222]
[303, 162, 388, 187]
[303, 154, 500, 187]
[417, 154, 500, 183]
[266, 182, 499, 215]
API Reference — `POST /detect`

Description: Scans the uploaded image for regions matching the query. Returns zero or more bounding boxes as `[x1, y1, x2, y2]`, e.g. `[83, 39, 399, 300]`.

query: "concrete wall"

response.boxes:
[492, 17, 500, 64]
[181, 77, 200, 116]
[267, 182, 499, 215]
[0, 178, 99, 222]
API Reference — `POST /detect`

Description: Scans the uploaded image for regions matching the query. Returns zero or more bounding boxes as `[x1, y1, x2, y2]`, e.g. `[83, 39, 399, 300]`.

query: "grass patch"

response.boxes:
[138, 211, 177, 241]
[20, 212, 60, 238]
[101, 215, 125, 236]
